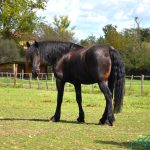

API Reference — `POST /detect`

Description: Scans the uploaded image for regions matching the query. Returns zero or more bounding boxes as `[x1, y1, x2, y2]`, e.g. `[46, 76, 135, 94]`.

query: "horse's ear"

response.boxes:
[34, 41, 39, 48]
[26, 42, 30, 48]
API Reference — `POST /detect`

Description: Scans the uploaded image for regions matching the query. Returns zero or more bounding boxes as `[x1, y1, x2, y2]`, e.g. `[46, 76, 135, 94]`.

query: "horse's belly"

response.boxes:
[67, 71, 97, 84]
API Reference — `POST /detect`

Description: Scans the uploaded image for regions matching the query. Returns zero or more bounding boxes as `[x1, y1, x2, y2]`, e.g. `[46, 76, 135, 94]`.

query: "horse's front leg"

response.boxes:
[50, 78, 65, 122]
[74, 84, 85, 123]
[98, 81, 115, 126]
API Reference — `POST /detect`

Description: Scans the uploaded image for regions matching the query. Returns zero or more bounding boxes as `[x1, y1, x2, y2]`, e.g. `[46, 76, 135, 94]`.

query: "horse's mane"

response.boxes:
[26, 40, 84, 65]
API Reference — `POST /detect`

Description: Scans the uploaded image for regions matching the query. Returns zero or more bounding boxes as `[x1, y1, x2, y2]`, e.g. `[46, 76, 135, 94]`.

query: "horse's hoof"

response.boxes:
[99, 119, 113, 126]
[50, 116, 60, 122]
[77, 117, 85, 123]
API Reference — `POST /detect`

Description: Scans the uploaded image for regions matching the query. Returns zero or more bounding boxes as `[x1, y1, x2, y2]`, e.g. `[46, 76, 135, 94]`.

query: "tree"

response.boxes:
[0, 38, 19, 63]
[80, 39, 89, 47]
[103, 24, 125, 50]
[120, 25, 150, 74]
[80, 35, 97, 47]
[53, 15, 69, 32]
[97, 36, 105, 45]
[103, 24, 117, 37]
[0, 0, 47, 39]
[79, 22, 150, 75]
[35, 23, 59, 41]
[140, 28, 150, 42]
[52, 15, 75, 41]
[36, 15, 75, 42]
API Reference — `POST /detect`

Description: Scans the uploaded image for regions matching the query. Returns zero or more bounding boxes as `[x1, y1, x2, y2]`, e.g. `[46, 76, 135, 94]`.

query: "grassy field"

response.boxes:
[0, 76, 150, 96]
[0, 86, 150, 150]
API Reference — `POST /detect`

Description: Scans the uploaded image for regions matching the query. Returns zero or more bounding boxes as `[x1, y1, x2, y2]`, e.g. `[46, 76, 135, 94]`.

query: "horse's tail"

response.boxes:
[109, 47, 125, 113]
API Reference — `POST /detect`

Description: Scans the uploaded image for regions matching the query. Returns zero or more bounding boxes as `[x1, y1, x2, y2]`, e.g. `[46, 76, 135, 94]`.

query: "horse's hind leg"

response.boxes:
[108, 76, 114, 98]
[50, 78, 65, 122]
[74, 84, 85, 123]
[108, 78, 115, 121]
[98, 81, 114, 126]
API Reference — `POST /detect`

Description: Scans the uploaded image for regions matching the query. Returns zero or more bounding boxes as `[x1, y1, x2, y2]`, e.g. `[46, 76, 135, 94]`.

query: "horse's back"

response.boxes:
[68, 45, 111, 83]
[55, 45, 112, 84]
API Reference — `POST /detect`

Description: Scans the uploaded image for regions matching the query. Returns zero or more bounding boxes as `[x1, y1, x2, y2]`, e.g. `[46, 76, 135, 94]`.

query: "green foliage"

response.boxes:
[53, 15, 74, 32]
[80, 38, 89, 47]
[0, 38, 19, 63]
[121, 28, 150, 74]
[52, 15, 75, 41]
[103, 24, 125, 50]
[35, 23, 59, 41]
[0, 0, 47, 39]
[141, 28, 150, 42]
[80, 34, 97, 47]
[103, 24, 117, 36]
[140, 43, 150, 69]
[36, 15, 75, 42]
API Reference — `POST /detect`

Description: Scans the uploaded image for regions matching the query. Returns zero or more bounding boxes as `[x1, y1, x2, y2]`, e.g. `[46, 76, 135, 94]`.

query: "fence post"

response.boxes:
[6, 72, 9, 86]
[13, 64, 18, 86]
[92, 84, 94, 93]
[141, 74, 144, 96]
[41, 73, 43, 80]
[29, 73, 32, 88]
[37, 76, 40, 89]
[22, 70, 24, 80]
[66, 83, 69, 92]
[6, 72, 8, 78]
[129, 75, 134, 89]
[46, 75, 48, 90]
[52, 73, 54, 83]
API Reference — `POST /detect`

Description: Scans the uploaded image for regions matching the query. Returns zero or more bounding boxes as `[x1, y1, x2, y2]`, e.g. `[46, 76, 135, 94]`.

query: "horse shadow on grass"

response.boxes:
[0, 118, 96, 125]
[0, 117, 49, 122]
[94, 140, 149, 150]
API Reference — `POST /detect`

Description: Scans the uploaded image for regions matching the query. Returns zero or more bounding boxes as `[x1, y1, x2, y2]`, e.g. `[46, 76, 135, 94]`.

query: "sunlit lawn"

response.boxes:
[0, 86, 150, 150]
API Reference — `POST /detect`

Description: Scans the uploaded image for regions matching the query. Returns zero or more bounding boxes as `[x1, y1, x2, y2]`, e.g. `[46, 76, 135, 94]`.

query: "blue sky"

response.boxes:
[37, 0, 150, 40]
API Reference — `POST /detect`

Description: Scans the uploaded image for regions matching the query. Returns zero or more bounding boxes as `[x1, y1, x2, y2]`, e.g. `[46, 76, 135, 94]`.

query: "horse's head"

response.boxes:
[26, 41, 41, 78]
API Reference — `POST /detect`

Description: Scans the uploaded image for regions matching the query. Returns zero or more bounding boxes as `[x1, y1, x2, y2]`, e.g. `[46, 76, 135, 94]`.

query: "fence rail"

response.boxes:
[0, 72, 150, 96]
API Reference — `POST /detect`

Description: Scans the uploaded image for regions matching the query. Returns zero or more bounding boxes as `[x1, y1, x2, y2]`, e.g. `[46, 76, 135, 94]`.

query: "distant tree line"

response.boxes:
[80, 23, 150, 75]
[0, 1, 149, 75]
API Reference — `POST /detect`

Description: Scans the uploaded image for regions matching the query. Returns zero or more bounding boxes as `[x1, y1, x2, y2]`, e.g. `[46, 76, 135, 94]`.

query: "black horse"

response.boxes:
[26, 41, 83, 76]
[27, 41, 125, 126]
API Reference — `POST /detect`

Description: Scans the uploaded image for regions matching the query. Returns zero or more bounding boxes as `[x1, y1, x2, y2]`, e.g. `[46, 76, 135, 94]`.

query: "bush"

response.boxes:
[0, 39, 19, 63]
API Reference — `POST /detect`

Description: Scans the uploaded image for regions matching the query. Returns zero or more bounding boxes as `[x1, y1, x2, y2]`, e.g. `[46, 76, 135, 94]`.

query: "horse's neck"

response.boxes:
[41, 42, 83, 66]
[44, 45, 71, 66]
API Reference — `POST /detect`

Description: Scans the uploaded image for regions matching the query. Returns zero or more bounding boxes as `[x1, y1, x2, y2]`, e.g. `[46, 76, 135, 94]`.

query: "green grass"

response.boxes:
[0, 77, 150, 96]
[0, 87, 150, 150]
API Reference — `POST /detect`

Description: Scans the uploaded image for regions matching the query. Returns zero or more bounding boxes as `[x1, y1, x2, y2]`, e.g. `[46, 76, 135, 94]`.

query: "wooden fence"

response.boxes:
[0, 72, 150, 95]
[126, 75, 150, 96]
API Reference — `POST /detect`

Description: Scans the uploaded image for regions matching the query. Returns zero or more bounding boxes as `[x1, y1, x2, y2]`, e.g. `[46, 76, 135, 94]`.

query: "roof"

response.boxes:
[0, 61, 27, 65]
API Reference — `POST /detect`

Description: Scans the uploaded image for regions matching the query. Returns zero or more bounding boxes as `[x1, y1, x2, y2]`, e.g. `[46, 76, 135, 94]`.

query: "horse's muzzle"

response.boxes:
[32, 69, 40, 78]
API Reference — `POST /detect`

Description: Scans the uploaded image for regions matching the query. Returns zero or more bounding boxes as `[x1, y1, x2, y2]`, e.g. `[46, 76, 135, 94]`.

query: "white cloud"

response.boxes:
[136, 2, 150, 14]
[36, 0, 150, 40]
[65, 0, 80, 24]
[82, 3, 96, 10]
[85, 13, 108, 23]
[37, 0, 80, 26]
[74, 29, 88, 40]
[114, 10, 129, 20]
[117, 20, 135, 32]
[37, 0, 67, 15]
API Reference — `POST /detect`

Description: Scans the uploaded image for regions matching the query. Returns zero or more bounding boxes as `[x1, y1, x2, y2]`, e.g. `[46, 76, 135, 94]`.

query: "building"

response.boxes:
[0, 61, 48, 75]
